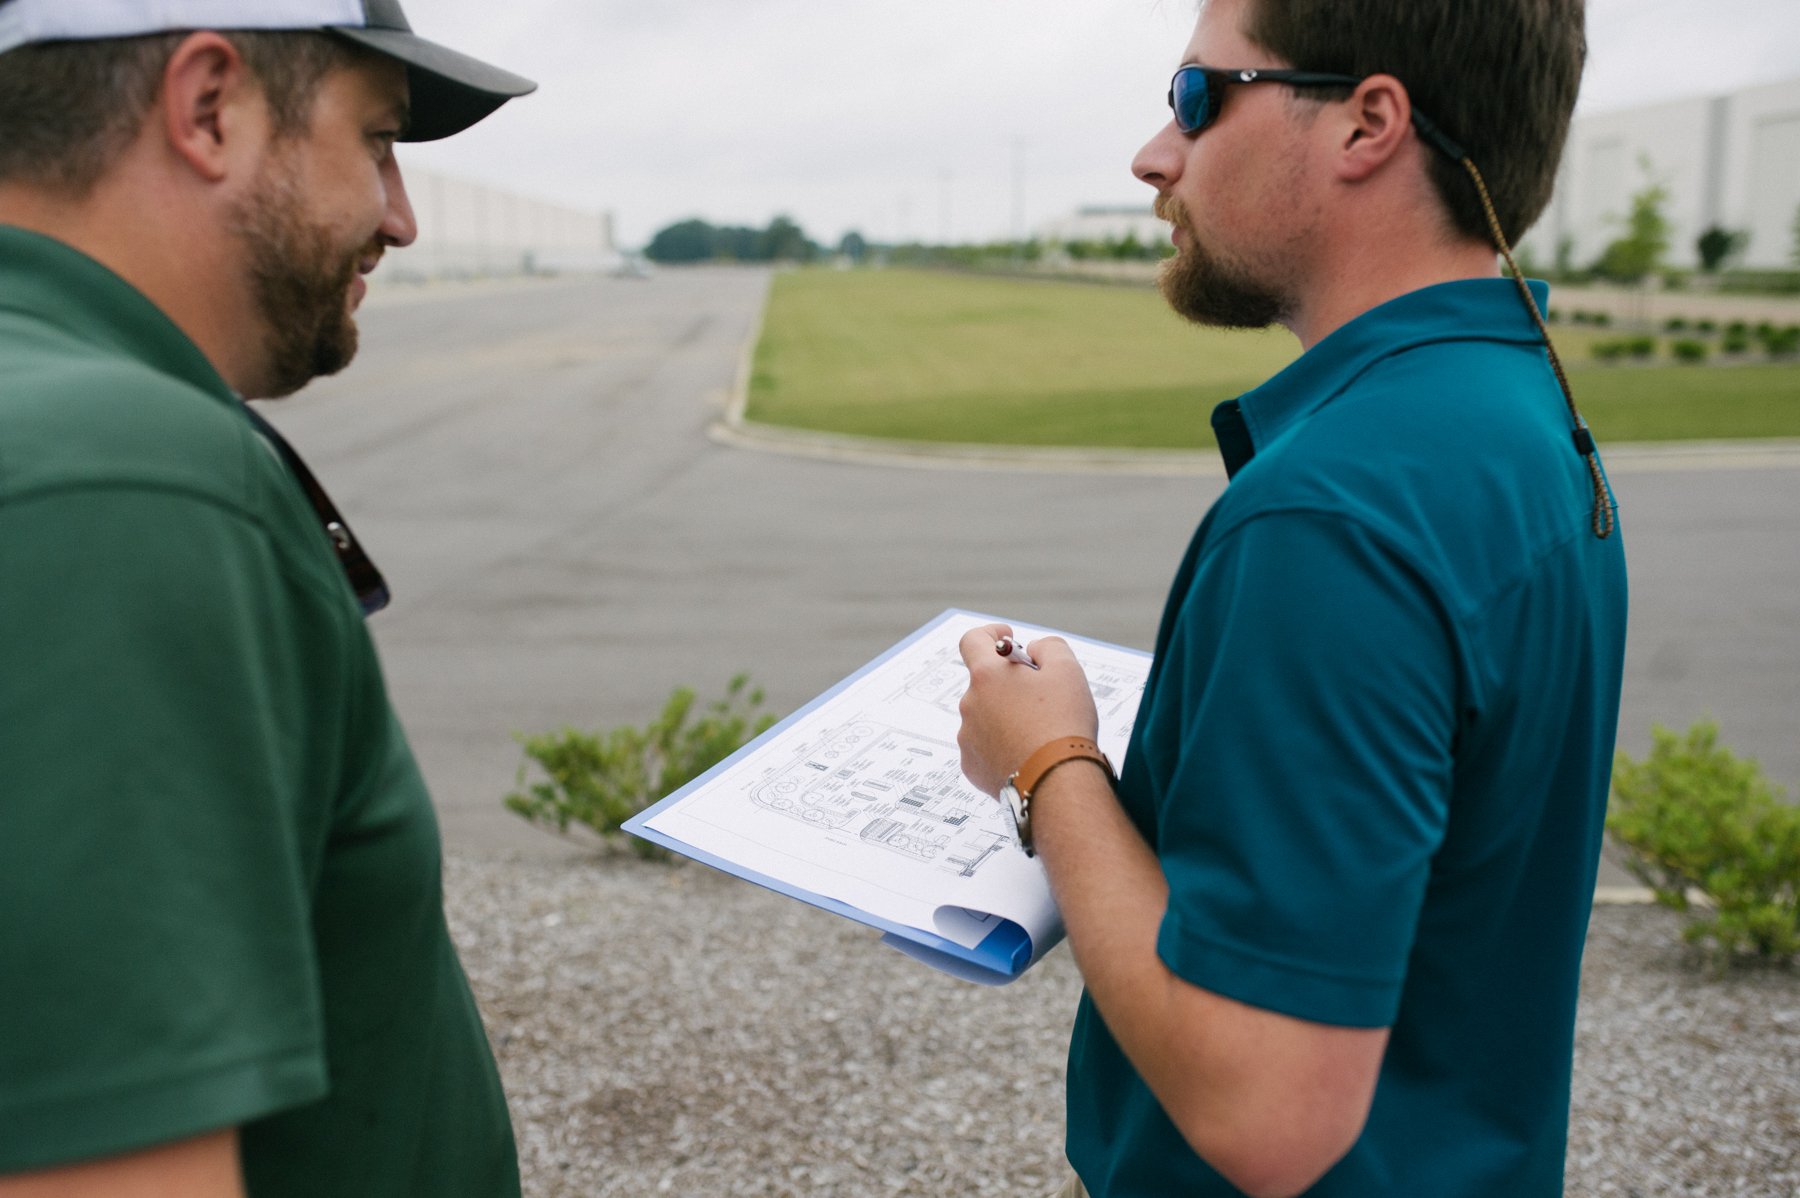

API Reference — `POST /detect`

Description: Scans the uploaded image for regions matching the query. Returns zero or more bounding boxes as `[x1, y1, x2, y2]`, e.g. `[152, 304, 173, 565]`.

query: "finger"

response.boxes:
[957, 623, 1014, 668]
[1024, 635, 1076, 667]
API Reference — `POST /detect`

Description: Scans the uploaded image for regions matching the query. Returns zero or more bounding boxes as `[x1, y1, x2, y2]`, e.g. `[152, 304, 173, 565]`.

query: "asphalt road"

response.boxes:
[270, 268, 1800, 874]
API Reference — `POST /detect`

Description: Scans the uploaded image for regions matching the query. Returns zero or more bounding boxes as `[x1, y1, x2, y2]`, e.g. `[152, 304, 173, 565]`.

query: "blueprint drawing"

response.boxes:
[636, 610, 1150, 966]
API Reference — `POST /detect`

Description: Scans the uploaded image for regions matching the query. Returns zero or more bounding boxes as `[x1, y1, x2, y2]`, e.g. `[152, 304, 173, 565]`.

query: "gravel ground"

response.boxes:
[445, 850, 1800, 1197]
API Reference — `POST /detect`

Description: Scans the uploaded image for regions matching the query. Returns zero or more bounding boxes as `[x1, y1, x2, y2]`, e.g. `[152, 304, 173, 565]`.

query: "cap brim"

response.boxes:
[331, 27, 536, 142]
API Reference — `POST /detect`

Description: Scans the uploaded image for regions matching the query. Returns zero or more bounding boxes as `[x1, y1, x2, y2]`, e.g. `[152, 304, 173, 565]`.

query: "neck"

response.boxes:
[0, 173, 266, 395]
[1283, 232, 1500, 350]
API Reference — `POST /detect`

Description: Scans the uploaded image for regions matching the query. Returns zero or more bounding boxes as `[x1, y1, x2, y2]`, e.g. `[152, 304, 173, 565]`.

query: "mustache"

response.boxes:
[1154, 192, 1190, 231]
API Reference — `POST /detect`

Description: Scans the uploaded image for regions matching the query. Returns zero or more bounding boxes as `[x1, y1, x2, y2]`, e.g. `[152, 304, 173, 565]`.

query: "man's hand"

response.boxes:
[0, 1130, 244, 1198]
[956, 623, 1099, 794]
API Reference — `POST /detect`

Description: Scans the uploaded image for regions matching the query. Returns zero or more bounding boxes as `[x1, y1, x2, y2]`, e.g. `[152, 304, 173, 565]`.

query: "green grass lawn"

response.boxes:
[745, 269, 1800, 448]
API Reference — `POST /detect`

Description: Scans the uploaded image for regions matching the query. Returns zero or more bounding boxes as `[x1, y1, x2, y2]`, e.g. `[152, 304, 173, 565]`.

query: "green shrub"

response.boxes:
[1592, 311, 1613, 327]
[1627, 335, 1657, 359]
[1722, 329, 1751, 354]
[1696, 319, 1718, 334]
[1608, 721, 1800, 965]
[1759, 325, 1800, 358]
[504, 675, 779, 859]
[1591, 339, 1626, 363]
[1671, 338, 1708, 363]
[1663, 316, 1689, 333]
[1726, 319, 1749, 337]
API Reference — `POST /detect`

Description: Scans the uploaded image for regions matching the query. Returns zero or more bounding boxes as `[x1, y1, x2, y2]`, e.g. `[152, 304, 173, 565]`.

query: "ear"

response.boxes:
[156, 32, 268, 184]
[1329, 72, 1414, 184]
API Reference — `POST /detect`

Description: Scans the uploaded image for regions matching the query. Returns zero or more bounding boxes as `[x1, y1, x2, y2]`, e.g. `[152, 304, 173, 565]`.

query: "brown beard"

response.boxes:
[1153, 192, 1289, 330]
[228, 154, 375, 398]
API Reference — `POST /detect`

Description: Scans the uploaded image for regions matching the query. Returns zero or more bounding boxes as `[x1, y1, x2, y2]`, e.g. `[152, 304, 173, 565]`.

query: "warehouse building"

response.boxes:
[1520, 74, 1800, 272]
[372, 167, 618, 281]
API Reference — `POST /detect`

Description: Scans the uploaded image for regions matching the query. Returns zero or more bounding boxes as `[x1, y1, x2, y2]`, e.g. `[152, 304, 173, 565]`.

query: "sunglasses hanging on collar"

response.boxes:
[241, 403, 392, 617]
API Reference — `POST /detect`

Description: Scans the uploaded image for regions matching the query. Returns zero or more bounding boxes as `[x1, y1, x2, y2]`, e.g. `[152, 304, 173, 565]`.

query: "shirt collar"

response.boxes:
[0, 224, 238, 404]
[1211, 277, 1553, 478]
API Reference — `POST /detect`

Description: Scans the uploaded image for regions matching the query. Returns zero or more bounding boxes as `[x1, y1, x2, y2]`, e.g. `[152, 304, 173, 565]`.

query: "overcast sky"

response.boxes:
[401, 0, 1800, 251]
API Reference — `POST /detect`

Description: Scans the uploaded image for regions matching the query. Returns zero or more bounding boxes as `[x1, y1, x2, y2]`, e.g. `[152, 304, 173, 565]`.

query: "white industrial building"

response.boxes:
[1038, 203, 1171, 250]
[372, 166, 618, 281]
[1520, 74, 1800, 271]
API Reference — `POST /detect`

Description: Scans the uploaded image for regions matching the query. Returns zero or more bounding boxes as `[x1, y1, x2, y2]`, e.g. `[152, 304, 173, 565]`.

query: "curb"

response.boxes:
[711, 415, 1800, 480]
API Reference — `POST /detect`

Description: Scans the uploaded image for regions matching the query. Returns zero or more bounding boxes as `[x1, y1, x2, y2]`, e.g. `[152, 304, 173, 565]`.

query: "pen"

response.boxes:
[995, 635, 1039, 670]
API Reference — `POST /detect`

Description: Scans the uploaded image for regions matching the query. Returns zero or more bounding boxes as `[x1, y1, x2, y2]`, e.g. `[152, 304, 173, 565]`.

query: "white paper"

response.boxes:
[640, 611, 1149, 962]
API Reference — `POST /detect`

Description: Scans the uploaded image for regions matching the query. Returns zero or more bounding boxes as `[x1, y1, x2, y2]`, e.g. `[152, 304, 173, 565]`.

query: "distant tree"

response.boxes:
[1554, 234, 1575, 277]
[757, 214, 816, 262]
[1592, 157, 1670, 283]
[645, 218, 719, 263]
[714, 225, 760, 261]
[1111, 230, 1144, 260]
[1696, 225, 1747, 273]
[644, 215, 820, 263]
[837, 230, 868, 262]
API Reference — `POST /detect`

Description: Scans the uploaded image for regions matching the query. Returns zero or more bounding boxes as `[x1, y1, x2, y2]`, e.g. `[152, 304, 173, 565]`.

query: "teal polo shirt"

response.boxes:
[0, 226, 518, 1194]
[1066, 280, 1629, 1196]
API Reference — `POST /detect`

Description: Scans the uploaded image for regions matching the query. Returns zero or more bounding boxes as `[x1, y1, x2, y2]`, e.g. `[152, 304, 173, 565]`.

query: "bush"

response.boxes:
[1718, 269, 1800, 295]
[1590, 339, 1626, 363]
[1608, 722, 1800, 965]
[1722, 329, 1751, 354]
[1664, 316, 1689, 333]
[1671, 338, 1709, 363]
[1627, 335, 1657, 359]
[1759, 325, 1800, 358]
[1696, 319, 1718, 334]
[504, 675, 779, 858]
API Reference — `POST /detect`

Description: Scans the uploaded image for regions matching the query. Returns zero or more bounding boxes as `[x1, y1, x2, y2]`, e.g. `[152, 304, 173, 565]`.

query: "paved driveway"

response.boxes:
[275, 268, 1800, 869]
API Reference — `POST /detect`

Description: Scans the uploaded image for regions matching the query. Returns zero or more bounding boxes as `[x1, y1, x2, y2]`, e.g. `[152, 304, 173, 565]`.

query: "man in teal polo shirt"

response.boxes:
[957, 0, 1627, 1195]
[0, 3, 533, 1194]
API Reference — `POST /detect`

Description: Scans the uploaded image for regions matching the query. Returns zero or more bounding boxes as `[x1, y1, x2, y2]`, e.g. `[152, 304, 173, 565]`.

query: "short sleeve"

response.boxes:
[0, 485, 340, 1171]
[1149, 510, 1458, 1028]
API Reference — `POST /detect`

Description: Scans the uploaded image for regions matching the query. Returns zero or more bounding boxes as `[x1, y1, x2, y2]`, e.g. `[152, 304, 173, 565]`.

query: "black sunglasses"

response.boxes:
[242, 404, 391, 617]
[1167, 64, 1467, 161]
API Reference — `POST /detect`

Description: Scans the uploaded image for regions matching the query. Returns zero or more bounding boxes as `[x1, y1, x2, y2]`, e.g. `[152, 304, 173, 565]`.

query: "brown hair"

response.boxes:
[0, 31, 370, 194]
[1238, 0, 1586, 245]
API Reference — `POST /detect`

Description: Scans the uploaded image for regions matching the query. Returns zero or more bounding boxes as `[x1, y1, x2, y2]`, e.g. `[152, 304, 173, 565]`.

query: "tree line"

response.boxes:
[644, 215, 823, 264]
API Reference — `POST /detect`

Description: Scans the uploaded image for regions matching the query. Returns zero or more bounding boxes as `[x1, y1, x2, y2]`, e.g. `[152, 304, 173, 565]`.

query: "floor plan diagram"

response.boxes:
[751, 719, 1010, 876]
[630, 610, 1153, 979]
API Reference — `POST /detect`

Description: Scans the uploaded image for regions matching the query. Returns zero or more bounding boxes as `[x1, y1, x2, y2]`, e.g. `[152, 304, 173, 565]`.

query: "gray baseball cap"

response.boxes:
[0, 0, 537, 141]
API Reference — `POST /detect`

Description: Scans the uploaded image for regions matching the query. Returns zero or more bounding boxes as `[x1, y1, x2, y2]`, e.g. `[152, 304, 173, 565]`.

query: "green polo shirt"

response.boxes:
[0, 226, 518, 1194]
[1067, 280, 1629, 1196]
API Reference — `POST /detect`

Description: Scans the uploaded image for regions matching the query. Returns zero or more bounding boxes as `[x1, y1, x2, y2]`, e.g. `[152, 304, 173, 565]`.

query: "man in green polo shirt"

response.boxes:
[957, 0, 1627, 1195]
[0, 3, 533, 1193]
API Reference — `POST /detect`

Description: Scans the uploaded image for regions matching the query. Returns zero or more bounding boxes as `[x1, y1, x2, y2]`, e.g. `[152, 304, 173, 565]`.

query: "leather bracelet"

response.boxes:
[1013, 737, 1112, 798]
[1003, 736, 1114, 856]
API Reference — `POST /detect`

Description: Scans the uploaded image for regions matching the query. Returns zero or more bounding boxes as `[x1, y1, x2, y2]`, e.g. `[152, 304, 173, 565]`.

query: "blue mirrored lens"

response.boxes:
[1171, 66, 1212, 133]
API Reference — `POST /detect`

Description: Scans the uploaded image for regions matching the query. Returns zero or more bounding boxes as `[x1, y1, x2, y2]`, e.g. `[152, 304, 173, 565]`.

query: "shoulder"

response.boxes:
[1, 353, 261, 505]
[1210, 337, 1593, 606]
[0, 346, 350, 610]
